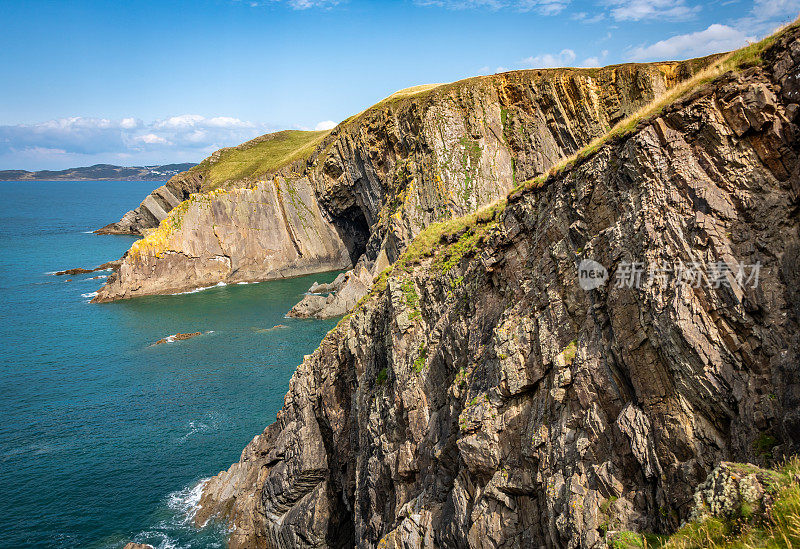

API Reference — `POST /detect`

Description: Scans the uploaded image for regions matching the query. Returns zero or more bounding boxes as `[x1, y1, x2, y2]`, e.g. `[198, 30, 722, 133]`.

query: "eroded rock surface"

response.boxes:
[95, 172, 204, 235]
[196, 28, 800, 549]
[94, 177, 352, 302]
[96, 58, 716, 303]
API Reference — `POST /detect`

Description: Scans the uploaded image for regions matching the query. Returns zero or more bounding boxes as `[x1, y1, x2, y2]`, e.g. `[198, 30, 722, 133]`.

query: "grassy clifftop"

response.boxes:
[175, 56, 724, 194]
[185, 129, 330, 190]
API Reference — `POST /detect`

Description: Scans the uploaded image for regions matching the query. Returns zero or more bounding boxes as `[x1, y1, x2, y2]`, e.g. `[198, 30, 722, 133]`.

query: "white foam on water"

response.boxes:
[167, 477, 211, 521]
[177, 411, 225, 444]
[170, 281, 227, 295]
[81, 291, 98, 298]
[127, 477, 223, 549]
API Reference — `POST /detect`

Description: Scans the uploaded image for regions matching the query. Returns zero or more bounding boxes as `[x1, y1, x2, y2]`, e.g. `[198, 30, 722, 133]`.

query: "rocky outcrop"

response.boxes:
[95, 57, 718, 302]
[93, 176, 352, 302]
[196, 25, 800, 549]
[288, 261, 383, 318]
[95, 171, 204, 235]
[51, 260, 121, 276]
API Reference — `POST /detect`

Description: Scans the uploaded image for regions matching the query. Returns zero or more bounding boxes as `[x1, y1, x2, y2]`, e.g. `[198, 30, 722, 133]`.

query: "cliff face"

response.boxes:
[94, 58, 715, 302]
[95, 171, 204, 235]
[95, 176, 353, 300]
[195, 26, 800, 549]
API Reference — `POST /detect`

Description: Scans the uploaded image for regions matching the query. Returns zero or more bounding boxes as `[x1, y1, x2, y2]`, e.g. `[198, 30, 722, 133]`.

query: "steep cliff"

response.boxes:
[195, 23, 800, 549]
[95, 170, 205, 235]
[94, 57, 717, 302]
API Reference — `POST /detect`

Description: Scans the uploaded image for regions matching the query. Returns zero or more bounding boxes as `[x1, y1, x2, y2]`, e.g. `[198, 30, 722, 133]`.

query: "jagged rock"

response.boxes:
[689, 462, 776, 522]
[154, 332, 201, 345]
[52, 260, 120, 276]
[122, 543, 154, 549]
[95, 172, 204, 235]
[288, 264, 373, 318]
[95, 57, 717, 302]
[197, 26, 800, 549]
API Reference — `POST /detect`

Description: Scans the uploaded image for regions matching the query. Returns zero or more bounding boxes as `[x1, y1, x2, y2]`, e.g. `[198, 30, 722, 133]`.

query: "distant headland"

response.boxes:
[0, 163, 197, 181]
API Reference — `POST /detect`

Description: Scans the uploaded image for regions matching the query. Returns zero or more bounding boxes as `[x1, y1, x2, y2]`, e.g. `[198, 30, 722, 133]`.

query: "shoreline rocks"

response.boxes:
[52, 260, 120, 276]
[154, 332, 202, 345]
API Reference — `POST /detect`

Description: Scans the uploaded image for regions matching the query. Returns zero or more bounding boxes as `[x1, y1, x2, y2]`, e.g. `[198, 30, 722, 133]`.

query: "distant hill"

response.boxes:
[0, 163, 197, 181]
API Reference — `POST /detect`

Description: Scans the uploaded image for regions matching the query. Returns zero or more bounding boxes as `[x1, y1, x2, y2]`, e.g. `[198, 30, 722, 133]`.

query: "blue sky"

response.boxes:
[1, 0, 797, 170]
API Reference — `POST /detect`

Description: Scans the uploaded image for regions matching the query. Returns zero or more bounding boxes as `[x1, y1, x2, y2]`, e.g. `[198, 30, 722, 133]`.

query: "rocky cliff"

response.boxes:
[95, 170, 204, 235]
[94, 57, 717, 303]
[195, 23, 800, 549]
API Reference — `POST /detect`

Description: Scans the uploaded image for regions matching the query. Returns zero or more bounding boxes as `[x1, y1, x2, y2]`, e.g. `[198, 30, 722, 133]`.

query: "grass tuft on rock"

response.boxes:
[609, 457, 800, 549]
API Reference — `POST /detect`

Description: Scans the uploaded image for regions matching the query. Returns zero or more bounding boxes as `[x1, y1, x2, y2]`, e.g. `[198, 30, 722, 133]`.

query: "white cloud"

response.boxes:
[572, 11, 605, 22]
[153, 114, 206, 129]
[283, 0, 341, 8]
[753, 0, 800, 19]
[242, 0, 341, 9]
[520, 48, 577, 68]
[414, 0, 569, 14]
[120, 117, 139, 129]
[206, 116, 253, 128]
[604, 0, 701, 21]
[628, 23, 754, 61]
[314, 120, 337, 131]
[517, 0, 571, 15]
[135, 133, 170, 145]
[0, 114, 276, 170]
[738, 0, 800, 34]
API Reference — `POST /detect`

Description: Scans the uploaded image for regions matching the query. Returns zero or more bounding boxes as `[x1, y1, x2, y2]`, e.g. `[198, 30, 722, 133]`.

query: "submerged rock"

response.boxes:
[154, 332, 202, 345]
[52, 260, 121, 276]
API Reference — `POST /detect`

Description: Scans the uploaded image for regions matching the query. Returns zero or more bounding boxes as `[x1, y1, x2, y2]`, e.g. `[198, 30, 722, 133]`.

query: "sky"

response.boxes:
[1, 0, 798, 170]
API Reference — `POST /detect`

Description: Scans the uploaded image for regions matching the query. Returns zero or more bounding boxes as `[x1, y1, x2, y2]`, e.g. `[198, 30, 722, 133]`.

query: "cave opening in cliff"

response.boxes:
[331, 204, 371, 265]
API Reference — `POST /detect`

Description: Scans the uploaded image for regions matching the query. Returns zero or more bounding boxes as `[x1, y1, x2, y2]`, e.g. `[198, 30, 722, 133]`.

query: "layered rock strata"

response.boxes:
[95, 57, 718, 303]
[94, 177, 352, 301]
[196, 27, 800, 548]
[95, 172, 204, 235]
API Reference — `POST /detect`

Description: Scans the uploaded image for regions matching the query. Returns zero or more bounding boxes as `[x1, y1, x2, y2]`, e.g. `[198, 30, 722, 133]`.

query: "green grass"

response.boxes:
[610, 457, 800, 549]
[754, 433, 780, 459]
[376, 367, 388, 385]
[397, 198, 506, 271]
[559, 340, 577, 366]
[511, 18, 800, 198]
[194, 129, 330, 189]
[413, 344, 427, 373]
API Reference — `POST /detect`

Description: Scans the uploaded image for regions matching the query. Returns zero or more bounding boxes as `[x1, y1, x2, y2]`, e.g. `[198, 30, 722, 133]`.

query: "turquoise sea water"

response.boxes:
[0, 181, 341, 548]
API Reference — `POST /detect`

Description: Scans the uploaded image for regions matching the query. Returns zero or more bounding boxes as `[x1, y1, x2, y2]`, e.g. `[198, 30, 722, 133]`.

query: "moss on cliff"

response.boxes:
[129, 187, 228, 257]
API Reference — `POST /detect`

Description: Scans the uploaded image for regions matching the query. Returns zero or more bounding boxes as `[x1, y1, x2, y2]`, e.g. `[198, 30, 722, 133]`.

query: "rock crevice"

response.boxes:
[196, 27, 800, 548]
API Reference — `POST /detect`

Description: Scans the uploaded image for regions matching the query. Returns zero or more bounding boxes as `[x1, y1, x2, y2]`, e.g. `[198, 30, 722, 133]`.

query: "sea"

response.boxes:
[0, 181, 341, 548]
